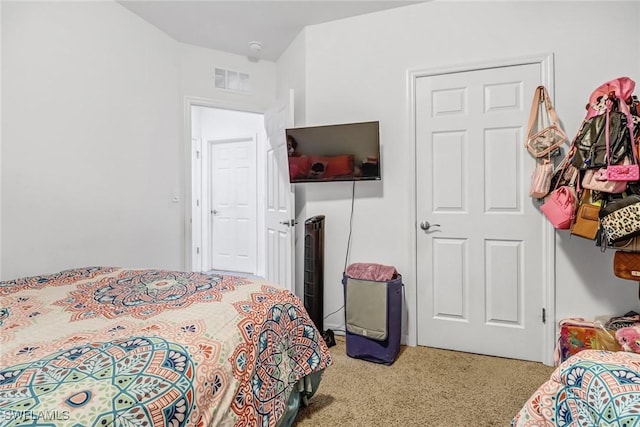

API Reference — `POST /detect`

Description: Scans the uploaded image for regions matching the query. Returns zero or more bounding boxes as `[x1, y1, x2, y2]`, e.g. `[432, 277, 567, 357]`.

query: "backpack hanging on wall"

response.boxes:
[572, 77, 638, 171]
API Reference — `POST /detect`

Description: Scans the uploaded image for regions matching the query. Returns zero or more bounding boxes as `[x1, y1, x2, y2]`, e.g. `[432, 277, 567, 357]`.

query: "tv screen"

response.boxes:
[286, 121, 381, 183]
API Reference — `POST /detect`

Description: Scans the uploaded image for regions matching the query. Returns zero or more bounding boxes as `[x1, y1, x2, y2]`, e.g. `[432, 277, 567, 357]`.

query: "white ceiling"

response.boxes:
[117, 1, 426, 61]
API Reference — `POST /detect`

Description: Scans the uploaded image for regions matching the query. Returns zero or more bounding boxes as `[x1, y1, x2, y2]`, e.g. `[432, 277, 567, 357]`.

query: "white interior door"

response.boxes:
[415, 63, 546, 362]
[264, 90, 295, 292]
[209, 137, 257, 273]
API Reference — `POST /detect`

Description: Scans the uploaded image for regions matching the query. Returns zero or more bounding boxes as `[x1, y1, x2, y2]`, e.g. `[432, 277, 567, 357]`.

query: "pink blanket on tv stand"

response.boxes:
[345, 263, 397, 282]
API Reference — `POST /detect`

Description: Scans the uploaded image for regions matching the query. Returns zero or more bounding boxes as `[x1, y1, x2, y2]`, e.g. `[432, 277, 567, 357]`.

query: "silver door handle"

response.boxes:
[420, 220, 440, 231]
[280, 219, 297, 227]
[211, 209, 218, 215]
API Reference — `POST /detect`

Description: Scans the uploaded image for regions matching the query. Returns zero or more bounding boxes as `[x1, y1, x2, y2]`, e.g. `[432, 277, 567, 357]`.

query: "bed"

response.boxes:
[512, 349, 640, 426]
[0, 267, 332, 426]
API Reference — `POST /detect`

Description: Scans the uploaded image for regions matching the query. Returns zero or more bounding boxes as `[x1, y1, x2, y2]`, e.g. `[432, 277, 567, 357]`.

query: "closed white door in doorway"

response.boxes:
[209, 137, 257, 273]
[415, 63, 546, 362]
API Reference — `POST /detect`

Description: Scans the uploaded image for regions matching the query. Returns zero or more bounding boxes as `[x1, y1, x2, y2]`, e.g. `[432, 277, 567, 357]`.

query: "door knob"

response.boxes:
[420, 220, 440, 231]
[211, 209, 218, 215]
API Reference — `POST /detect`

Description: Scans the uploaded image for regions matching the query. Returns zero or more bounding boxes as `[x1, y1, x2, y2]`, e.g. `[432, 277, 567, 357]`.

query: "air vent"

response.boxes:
[214, 68, 250, 92]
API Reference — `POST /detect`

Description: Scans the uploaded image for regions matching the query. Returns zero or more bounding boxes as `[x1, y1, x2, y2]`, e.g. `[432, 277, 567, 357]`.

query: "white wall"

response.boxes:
[2, 1, 182, 279]
[285, 1, 640, 340]
[1, 1, 277, 280]
[180, 43, 276, 112]
[276, 29, 307, 127]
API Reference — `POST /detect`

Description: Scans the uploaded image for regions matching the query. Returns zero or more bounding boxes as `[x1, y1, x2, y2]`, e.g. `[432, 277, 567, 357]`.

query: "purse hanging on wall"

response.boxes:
[540, 178, 578, 230]
[599, 194, 640, 244]
[570, 189, 601, 240]
[605, 98, 640, 181]
[525, 86, 568, 159]
[526, 86, 568, 199]
[581, 160, 628, 194]
[611, 236, 640, 252]
[571, 111, 631, 170]
[540, 144, 579, 230]
[613, 251, 640, 280]
[529, 156, 554, 199]
[549, 145, 579, 190]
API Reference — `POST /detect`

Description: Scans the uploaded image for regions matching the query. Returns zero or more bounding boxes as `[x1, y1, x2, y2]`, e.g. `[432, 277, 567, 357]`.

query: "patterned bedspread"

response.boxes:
[0, 267, 332, 426]
[512, 350, 640, 426]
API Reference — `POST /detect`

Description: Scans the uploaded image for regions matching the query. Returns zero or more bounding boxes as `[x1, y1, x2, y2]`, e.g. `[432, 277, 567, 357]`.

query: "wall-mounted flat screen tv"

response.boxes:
[286, 121, 381, 183]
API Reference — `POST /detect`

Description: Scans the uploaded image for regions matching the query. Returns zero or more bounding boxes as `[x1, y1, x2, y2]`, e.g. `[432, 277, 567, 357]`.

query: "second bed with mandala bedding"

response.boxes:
[512, 349, 640, 426]
[0, 267, 332, 426]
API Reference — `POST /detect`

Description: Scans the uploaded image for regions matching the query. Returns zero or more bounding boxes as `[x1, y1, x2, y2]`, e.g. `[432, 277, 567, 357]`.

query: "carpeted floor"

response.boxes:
[295, 336, 555, 427]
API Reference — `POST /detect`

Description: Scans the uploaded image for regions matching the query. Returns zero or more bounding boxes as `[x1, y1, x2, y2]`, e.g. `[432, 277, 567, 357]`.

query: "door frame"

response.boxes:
[407, 53, 556, 365]
[183, 96, 266, 275]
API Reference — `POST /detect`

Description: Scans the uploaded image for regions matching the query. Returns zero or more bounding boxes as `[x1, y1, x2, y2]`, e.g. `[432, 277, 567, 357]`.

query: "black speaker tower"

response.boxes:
[303, 215, 335, 347]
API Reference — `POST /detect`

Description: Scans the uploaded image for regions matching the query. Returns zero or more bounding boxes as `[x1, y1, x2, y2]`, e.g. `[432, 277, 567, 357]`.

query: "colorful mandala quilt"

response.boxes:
[0, 267, 332, 426]
[512, 350, 640, 426]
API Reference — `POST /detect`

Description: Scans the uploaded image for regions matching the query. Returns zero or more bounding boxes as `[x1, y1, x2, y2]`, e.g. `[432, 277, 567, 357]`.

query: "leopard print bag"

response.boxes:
[599, 194, 640, 244]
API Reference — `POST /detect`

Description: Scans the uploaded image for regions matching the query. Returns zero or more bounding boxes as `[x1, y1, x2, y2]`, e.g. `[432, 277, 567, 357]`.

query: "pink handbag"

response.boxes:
[608, 162, 640, 181]
[529, 159, 553, 198]
[582, 165, 628, 194]
[540, 185, 578, 229]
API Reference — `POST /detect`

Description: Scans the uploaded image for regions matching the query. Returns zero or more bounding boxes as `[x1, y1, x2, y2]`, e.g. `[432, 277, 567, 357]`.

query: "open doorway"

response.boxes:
[190, 105, 266, 276]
